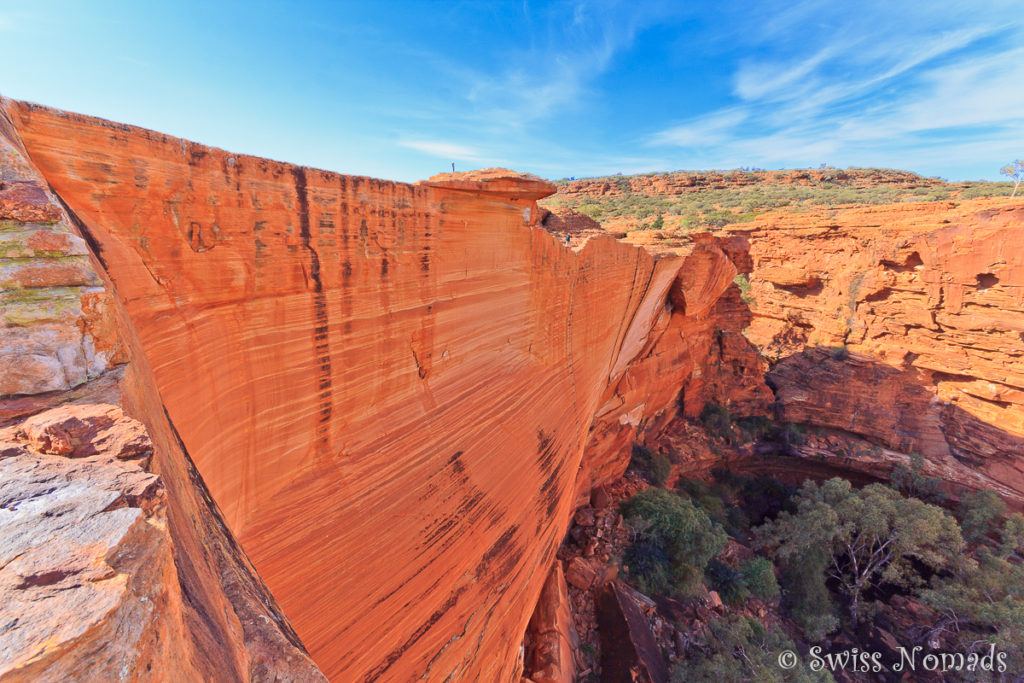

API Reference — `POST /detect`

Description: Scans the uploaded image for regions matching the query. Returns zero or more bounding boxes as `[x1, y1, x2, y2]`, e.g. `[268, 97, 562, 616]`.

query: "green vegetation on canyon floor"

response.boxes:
[615, 415, 1024, 682]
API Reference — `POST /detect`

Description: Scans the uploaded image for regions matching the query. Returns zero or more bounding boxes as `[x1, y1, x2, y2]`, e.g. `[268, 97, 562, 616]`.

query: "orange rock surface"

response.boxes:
[2, 99, 731, 680]
[1, 99, 324, 682]
[731, 201, 1024, 501]
[5, 94, 1021, 680]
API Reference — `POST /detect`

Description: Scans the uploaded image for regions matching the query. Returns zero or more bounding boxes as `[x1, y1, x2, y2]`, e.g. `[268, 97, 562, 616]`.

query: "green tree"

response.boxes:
[1001, 159, 1023, 197]
[671, 614, 834, 683]
[741, 556, 781, 601]
[958, 489, 1005, 543]
[921, 516, 1024, 675]
[621, 488, 727, 598]
[778, 546, 839, 641]
[1000, 512, 1024, 558]
[756, 478, 964, 625]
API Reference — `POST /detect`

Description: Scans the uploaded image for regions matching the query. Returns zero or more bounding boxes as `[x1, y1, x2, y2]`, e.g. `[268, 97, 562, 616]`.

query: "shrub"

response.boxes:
[723, 504, 751, 539]
[670, 614, 834, 682]
[735, 415, 773, 442]
[699, 402, 733, 441]
[677, 478, 726, 523]
[734, 273, 754, 304]
[741, 556, 780, 601]
[740, 475, 797, 526]
[706, 558, 749, 604]
[889, 453, 948, 504]
[678, 475, 751, 538]
[629, 443, 672, 487]
[621, 488, 728, 599]
[779, 422, 806, 447]
[958, 489, 1005, 543]
[650, 451, 672, 487]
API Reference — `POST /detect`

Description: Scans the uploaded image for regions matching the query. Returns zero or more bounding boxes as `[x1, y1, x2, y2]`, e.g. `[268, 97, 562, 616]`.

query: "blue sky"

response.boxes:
[1, 1, 1022, 182]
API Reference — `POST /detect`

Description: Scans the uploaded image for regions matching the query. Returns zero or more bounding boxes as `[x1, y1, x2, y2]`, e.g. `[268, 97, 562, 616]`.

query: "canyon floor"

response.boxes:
[1, 99, 1022, 682]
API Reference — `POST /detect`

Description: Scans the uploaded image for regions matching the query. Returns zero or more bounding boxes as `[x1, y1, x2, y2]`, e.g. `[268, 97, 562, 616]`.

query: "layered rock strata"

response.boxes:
[733, 201, 1024, 502]
[0, 99, 756, 680]
[6, 94, 1018, 681]
[0, 103, 324, 681]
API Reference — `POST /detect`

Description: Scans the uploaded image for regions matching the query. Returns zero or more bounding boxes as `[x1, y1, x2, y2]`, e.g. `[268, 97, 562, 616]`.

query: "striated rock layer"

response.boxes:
[14, 94, 1020, 681]
[1, 99, 747, 680]
[0, 103, 324, 682]
[732, 201, 1024, 502]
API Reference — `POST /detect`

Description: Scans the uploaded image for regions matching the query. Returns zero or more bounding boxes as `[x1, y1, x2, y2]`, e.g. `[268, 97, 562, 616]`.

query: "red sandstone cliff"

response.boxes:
[0, 99, 748, 681]
[3, 96, 1021, 682]
[731, 202, 1024, 502]
[0, 103, 324, 681]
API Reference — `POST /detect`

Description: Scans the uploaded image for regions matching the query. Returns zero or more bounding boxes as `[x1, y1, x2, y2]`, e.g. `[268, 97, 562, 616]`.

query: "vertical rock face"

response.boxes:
[1, 99, 324, 682]
[734, 202, 1024, 501]
[3, 100, 737, 680]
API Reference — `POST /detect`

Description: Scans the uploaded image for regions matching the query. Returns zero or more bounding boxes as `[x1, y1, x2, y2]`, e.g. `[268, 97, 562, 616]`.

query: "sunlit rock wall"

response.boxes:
[735, 202, 1024, 502]
[3, 99, 701, 680]
[0, 101, 323, 681]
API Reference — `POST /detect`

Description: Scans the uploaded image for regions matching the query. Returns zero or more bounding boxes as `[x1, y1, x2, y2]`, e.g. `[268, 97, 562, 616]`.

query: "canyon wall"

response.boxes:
[4, 96, 1019, 681]
[1, 99, 739, 681]
[733, 201, 1024, 502]
[0, 107, 324, 681]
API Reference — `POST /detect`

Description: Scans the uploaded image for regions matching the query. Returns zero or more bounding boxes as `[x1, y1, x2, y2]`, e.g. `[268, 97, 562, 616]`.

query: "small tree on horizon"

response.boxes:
[1001, 159, 1023, 197]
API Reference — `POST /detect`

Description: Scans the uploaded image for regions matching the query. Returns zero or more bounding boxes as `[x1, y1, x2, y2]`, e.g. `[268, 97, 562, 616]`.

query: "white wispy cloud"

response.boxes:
[450, 1, 677, 130]
[734, 44, 840, 102]
[649, 109, 749, 148]
[648, 6, 1024, 176]
[397, 140, 483, 160]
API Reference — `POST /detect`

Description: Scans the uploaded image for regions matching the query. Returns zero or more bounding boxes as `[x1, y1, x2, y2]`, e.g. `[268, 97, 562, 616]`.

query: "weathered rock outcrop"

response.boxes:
[1, 98, 753, 681]
[733, 201, 1024, 501]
